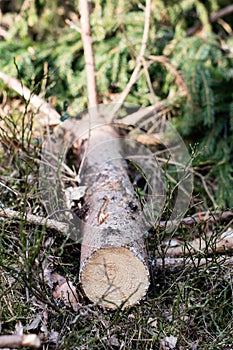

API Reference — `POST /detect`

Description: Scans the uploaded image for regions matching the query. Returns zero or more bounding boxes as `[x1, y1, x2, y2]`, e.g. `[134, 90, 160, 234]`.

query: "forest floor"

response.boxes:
[0, 104, 233, 350]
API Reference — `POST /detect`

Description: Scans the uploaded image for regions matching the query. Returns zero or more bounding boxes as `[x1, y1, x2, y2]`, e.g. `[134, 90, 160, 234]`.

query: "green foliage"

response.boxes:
[0, 0, 232, 208]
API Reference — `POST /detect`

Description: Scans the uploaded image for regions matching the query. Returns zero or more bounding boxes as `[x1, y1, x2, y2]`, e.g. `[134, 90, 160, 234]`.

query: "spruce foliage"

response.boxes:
[0, 0, 232, 207]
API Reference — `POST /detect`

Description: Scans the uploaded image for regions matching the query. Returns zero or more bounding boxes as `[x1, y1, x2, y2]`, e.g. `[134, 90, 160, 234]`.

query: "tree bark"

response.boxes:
[79, 117, 150, 309]
[77, 0, 149, 309]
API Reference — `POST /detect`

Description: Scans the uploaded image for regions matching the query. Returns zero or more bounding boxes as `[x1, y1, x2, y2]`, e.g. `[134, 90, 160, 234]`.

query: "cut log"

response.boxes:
[79, 116, 150, 309]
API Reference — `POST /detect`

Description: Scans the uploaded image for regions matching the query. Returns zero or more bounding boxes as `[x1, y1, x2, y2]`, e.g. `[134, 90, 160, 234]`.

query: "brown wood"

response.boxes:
[79, 117, 150, 309]
[0, 208, 69, 234]
[166, 229, 233, 258]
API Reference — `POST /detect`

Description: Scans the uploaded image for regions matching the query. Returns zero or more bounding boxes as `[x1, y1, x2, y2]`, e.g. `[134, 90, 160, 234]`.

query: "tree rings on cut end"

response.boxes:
[80, 246, 150, 309]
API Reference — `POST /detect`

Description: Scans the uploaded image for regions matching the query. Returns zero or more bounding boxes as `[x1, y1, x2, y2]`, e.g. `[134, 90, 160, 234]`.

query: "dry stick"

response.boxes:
[65, 18, 82, 34]
[79, 0, 99, 109]
[159, 210, 233, 229]
[156, 256, 233, 271]
[0, 334, 40, 349]
[109, 0, 151, 120]
[0, 71, 61, 126]
[187, 4, 233, 36]
[142, 58, 157, 102]
[0, 208, 69, 235]
[210, 4, 233, 22]
[147, 55, 189, 96]
[2, 206, 230, 237]
[194, 170, 217, 208]
[0, 180, 18, 196]
[114, 96, 179, 130]
[166, 229, 233, 258]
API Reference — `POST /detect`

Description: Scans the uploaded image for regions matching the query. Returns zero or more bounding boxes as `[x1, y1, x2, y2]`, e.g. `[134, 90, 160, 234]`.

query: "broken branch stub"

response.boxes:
[79, 121, 150, 309]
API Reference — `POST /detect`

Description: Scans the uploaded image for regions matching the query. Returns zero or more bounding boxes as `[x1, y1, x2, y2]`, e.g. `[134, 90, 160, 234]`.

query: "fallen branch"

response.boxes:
[0, 71, 61, 126]
[114, 101, 169, 129]
[2, 206, 230, 239]
[158, 210, 233, 229]
[0, 208, 69, 235]
[166, 228, 233, 258]
[38, 1, 151, 309]
[0, 334, 40, 349]
[156, 256, 233, 271]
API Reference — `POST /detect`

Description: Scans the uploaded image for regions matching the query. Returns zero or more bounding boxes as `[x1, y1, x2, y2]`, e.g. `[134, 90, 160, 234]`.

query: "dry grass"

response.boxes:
[0, 111, 233, 350]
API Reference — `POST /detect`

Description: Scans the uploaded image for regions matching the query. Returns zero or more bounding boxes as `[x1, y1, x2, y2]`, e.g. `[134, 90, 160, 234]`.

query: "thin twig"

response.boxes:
[187, 4, 233, 36]
[79, 0, 99, 109]
[147, 55, 189, 96]
[115, 102, 165, 127]
[165, 228, 233, 258]
[158, 210, 233, 230]
[65, 18, 82, 34]
[157, 256, 233, 271]
[194, 170, 217, 208]
[109, 0, 151, 120]
[210, 4, 233, 23]
[0, 181, 18, 196]
[0, 208, 69, 235]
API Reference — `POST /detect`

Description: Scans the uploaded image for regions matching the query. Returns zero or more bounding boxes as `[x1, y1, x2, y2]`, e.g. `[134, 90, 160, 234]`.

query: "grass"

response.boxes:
[0, 111, 233, 349]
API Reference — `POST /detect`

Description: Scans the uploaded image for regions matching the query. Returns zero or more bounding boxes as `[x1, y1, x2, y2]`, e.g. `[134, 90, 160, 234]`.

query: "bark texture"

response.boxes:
[79, 118, 150, 309]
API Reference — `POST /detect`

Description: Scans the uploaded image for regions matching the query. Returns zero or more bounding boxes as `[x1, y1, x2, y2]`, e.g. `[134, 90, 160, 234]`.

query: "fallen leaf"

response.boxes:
[148, 317, 158, 328]
[160, 335, 178, 350]
[65, 186, 87, 209]
[48, 330, 59, 343]
[51, 272, 66, 285]
[109, 335, 120, 347]
[53, 281, 79, 311]
[25, 314, 42, 331]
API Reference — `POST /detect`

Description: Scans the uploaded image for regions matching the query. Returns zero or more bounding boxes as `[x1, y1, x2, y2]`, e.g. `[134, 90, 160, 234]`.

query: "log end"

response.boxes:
[80, 246, 150, 309]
